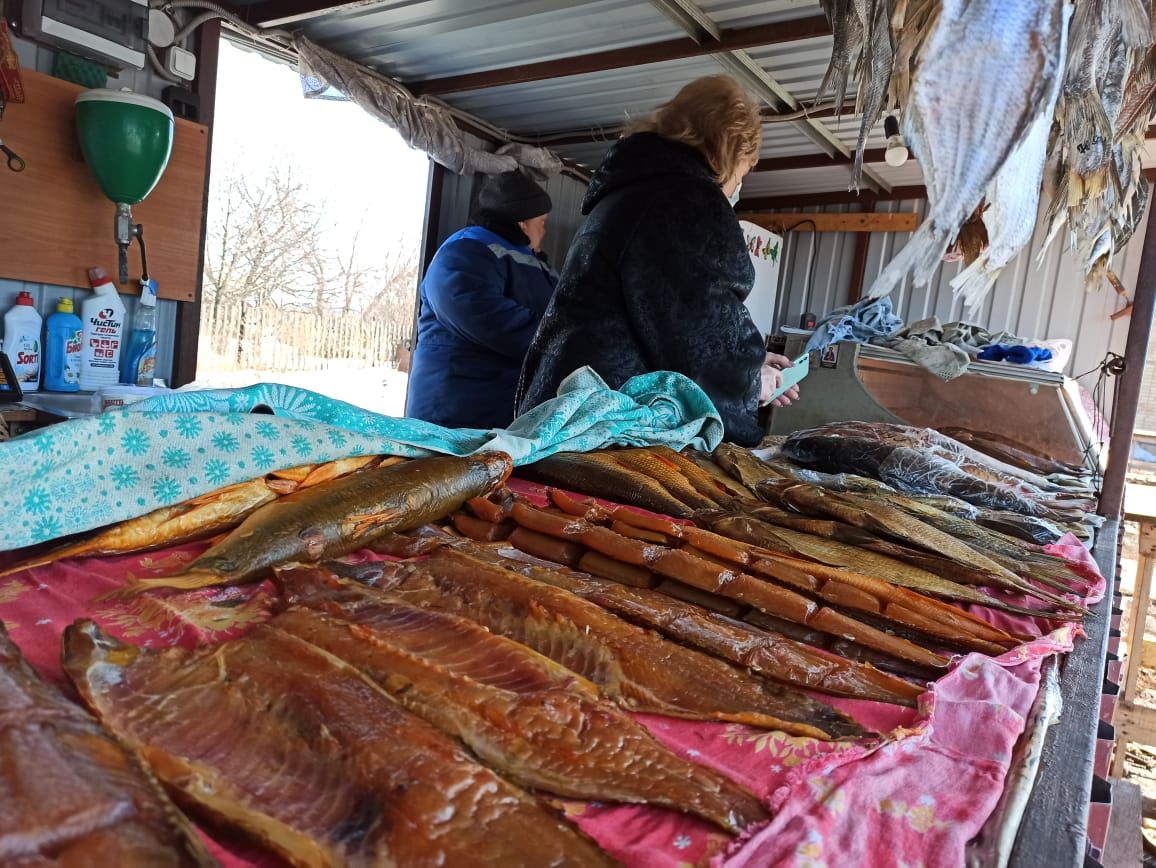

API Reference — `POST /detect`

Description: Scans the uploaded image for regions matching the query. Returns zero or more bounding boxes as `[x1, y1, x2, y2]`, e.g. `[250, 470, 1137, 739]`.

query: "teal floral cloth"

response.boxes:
[1, 367, 723, 551]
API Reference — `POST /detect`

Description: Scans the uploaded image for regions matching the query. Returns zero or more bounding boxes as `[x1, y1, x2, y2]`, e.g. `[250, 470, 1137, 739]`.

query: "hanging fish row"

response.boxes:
[815, 0, 1154, 308]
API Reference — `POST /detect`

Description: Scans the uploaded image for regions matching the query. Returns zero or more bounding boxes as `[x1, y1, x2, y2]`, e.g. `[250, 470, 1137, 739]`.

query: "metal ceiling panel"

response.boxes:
[301, 0, 682, 81]
[697, 0, 825, 28]
[445, 54, 727, 133]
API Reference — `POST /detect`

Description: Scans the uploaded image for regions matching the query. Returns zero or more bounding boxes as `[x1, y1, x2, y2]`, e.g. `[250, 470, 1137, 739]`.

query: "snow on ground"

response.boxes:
[188, 364, 409, 418]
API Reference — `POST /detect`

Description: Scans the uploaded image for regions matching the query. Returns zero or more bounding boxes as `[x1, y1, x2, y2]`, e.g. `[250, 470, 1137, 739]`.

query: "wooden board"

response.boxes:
[1007, 520, 1116, 868]
[737, 211, 919, 233]
[0, 69, 208, 301]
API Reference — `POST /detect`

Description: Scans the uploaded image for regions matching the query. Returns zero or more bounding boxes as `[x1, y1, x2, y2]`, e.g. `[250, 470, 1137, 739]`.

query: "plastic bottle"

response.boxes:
[120, 278, 158, 386]
[2, 291, 43, 392]
[79, 267, 127, 391]
[43, 297, 83, 392]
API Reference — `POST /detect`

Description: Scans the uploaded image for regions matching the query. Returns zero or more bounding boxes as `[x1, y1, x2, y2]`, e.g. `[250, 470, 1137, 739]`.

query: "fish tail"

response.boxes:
[950, 255, 999, 315]
[116, 570, 232, 596]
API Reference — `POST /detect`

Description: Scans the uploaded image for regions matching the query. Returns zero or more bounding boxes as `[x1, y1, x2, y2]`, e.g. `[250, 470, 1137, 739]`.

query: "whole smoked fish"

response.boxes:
[0, 622, 211, 867]
[64, 619, 613, 868]
[133, 453, 512, 593]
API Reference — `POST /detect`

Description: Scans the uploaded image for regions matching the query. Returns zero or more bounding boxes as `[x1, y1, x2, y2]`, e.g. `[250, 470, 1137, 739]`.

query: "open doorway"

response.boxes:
[194, 39, 430, 415]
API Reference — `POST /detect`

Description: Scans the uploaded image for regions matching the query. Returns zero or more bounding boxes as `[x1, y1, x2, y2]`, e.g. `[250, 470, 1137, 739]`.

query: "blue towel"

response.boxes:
[805, 297, 904, 353]
[0, 367, 722, 551]
[977, 344, 1053, 365]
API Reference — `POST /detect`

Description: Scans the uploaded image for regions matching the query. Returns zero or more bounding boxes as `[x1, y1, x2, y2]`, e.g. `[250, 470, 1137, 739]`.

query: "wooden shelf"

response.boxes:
[0, 69, 208, 301]
[738, 211, 918, 233]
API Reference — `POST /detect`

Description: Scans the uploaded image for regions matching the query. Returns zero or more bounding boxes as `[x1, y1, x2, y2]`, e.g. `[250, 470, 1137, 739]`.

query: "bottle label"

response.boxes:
[8, 335, 40, 383]
[64, 328, 82, 385]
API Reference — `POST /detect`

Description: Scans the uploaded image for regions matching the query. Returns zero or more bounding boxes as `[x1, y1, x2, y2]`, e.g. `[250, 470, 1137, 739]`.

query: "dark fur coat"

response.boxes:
[515, 133, 765, 446]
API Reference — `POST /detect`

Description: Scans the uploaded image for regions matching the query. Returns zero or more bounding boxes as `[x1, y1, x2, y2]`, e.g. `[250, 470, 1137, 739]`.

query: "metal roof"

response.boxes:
[232, 0, 939, 198]
[233, 0, 1156, 198]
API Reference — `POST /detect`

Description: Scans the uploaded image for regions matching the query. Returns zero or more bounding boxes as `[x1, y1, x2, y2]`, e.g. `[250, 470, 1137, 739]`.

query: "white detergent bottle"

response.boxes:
[79, 267, 127, 391]
[2, 291, 44, 392]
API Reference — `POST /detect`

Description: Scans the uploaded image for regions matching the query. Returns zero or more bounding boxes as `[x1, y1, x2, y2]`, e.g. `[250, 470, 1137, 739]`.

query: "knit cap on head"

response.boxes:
[474, 170, 552, 222]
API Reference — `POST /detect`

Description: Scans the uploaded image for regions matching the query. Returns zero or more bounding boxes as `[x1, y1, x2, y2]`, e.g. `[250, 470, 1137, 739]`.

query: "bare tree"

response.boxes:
[203, 168, 325, 362]
[200, 166, 421, 373]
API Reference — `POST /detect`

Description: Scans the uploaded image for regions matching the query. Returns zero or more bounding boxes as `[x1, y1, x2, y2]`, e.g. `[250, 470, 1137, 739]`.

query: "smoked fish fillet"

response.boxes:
[63, 620, 613, 868]
[275, 569, 769, 833]
[0, 622, 212, 867]
[359, 549, 865, 739]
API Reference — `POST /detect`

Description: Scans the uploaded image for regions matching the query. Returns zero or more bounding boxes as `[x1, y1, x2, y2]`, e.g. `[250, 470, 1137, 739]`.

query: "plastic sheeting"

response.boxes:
[295, 35, 562, 177]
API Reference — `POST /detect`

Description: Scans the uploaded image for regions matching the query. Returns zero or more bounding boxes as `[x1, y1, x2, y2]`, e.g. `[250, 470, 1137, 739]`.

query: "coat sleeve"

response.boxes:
[422, 239, 545, 361]
[617, 195, 766, 446]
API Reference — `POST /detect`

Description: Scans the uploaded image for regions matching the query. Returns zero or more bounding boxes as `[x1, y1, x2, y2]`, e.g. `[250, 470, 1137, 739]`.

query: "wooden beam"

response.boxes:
[739, 185, 927, 210]
[737, 211, 916, 233]
[753, 147, 914, 173]
[409, 15, 831, 96]
[239, 0, 381, 27]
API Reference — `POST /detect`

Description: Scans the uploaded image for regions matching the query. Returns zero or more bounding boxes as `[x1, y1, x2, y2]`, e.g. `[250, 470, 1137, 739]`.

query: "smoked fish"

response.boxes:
[0, 457, 389, 579]
[64, 620, 613, 868]
[132, 453, 512, 593]
[0, 622, 212, 867]
[519, 452, 695, 517]
[431, 536, 924, 706]
[700, 511, 1064, 620]
[271, 583, 768, 834]
[361, 549, 865, 739]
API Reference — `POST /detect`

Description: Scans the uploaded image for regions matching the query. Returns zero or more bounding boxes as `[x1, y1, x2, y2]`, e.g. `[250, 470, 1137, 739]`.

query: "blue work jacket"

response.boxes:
[406, 225, 557, 429]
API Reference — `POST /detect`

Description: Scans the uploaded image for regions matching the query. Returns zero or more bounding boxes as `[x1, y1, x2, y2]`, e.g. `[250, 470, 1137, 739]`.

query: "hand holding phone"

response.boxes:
[761, 352, 809, 406]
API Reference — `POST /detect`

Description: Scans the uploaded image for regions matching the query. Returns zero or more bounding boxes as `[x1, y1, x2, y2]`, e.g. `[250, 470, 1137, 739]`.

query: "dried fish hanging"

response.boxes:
[1040, 0, 1154, 286]
[865, 0, 1071, 304]
[815, 0, 895, 190]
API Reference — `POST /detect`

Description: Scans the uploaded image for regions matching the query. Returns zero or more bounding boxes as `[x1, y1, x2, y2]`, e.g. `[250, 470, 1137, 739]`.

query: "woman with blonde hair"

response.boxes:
[516, 75, 795, 445]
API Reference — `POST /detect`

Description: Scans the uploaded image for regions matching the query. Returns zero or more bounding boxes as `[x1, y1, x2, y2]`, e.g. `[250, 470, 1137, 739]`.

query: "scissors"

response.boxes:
[0, 138, 24, 172]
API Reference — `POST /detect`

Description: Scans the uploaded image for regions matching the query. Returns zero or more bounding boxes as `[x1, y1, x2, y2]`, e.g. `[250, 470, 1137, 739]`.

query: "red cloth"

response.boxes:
[0, 507, 1103, 868]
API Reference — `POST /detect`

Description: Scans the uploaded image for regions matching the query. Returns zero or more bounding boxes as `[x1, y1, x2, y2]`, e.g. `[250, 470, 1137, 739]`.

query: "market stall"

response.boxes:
[0, 0, 1153, 865]
[0, 379, 1113, 866]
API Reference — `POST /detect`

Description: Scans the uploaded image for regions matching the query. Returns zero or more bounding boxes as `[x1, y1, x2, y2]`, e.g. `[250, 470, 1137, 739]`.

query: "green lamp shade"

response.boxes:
[75, 89, 174, 206]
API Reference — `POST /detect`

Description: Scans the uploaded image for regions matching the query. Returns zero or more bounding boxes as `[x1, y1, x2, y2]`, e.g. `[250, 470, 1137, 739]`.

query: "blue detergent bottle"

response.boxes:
[120, 278, 158, 386]
[43, 297, 83, 392]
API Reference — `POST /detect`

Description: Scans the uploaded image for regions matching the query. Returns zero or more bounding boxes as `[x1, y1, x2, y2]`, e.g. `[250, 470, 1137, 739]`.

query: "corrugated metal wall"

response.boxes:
[1, 34, 185, 384]
[770, 196, 1145, 420]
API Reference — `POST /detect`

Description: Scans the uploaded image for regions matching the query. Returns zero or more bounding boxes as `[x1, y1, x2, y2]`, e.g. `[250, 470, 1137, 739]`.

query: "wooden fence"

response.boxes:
[200, 303, 412, 373]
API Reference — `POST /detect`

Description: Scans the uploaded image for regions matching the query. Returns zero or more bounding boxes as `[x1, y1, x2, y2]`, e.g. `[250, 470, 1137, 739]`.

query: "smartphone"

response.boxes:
[767, 352, 810, 402]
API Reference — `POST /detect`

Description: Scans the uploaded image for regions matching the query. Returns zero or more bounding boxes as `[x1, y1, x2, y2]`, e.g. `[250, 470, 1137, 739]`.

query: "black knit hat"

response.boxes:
[473, 170, 552, 222]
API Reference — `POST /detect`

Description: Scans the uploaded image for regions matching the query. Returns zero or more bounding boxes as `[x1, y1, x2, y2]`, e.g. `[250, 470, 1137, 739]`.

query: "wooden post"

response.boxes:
[172, 19, 221, 387]
[1100, 196, 1156, 518]
[846, 193, 877, 304]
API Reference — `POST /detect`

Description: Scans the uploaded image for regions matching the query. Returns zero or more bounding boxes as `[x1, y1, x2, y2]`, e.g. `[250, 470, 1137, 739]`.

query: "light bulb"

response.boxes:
[882, 112, 908, 166]
[885, 137, 909, 167]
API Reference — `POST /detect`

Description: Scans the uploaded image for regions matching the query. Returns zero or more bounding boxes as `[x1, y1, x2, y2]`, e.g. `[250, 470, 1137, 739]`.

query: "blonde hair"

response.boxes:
[629, 76, 763, 183]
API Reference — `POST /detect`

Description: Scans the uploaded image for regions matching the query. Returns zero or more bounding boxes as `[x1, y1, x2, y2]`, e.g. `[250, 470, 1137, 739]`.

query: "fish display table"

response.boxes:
[0, 422, 1106, 866]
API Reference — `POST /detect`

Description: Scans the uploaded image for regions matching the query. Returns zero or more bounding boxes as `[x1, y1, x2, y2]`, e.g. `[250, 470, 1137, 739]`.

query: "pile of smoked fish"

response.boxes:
[0, 422, 1099, 865]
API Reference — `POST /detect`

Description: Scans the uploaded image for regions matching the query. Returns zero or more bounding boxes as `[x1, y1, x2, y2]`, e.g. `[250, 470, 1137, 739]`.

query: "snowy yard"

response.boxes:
[187, 363, 410, 418]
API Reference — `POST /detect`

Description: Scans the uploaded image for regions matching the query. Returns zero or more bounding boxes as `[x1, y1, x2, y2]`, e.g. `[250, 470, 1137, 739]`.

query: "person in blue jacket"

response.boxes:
[405, 169, 557, 429]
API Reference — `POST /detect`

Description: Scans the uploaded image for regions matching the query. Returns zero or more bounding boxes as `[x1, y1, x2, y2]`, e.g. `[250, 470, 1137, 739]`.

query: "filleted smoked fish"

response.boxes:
[63, 620, 613, 868]
[270, 583, 767, 834]
[359, 549, 864, 739]
[0, 622, 211, 867]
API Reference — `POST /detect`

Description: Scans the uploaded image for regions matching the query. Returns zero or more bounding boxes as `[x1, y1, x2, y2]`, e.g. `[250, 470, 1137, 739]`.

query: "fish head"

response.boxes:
[475, 451, 515, 490]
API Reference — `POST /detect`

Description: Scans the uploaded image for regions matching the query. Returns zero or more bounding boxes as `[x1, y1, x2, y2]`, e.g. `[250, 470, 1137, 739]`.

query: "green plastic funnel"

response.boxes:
[75, 89, 174, 205]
